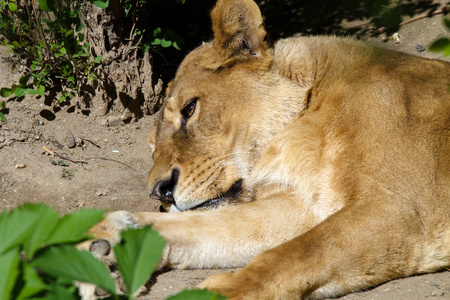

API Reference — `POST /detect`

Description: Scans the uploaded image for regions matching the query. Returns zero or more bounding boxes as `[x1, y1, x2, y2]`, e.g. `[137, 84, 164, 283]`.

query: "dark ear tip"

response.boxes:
[89, 239, 111, 257]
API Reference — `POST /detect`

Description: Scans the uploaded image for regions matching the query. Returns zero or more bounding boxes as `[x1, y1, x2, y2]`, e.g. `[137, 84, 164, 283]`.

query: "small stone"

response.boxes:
[95, 188, 110, 196]
[107, 116, 121, 127]
[67, 129, 76, 148]
[15, 164, 26, 169]
[416, 44, 425, 52]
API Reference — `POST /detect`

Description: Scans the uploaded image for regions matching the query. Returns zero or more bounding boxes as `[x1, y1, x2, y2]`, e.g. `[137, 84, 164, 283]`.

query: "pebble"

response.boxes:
[416, 44, 425, 52]
[95, 188, 110, 196]
[67, 129, 76, 148]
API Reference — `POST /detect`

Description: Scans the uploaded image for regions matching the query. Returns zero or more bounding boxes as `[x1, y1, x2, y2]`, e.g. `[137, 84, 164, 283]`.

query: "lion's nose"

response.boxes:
[149, 168, 179, 204]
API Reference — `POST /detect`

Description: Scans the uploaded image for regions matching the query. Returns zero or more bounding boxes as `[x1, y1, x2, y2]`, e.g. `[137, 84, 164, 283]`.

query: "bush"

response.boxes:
[0, 0, 105, 102]
[0, 203, 225, 300]
[0, 0, 189, 122]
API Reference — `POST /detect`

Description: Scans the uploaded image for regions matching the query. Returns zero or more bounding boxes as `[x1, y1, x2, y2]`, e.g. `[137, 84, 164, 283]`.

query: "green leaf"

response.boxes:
[8, 2, 17, 12]
[32, 245, 117, 294]
[114, 226, 166, 296]
[429, 38, 450, 57]
[160, 39, 172, 48]
[19, 75, 28, 85]
[0, 112, 6, 122]
[46, 209, 105, 245]
[444, 18, 450, 31]
[93, 55, 102, 64]
[0, 87, 12, 97]
[0, 204, 43, 254]
[14, 87, 26, 97]
[0, 247, 20, 300]
[151, 38, 161, 46]
[92, 0, 109, 9]
[22, 205, 60, 259]
[38, 0, 55, 12]
[16, 263, 49, 299]
[36, 85, 45, 95]
[173, 40, 181, 50]
[25, 88, 39, 95]
[60, 47, 67, 54]
[176, 0, 186, 4]
[76, 22, 84, 33]
[0, 101, 6, 109]
[153, 27, 162, 35]
[167, 289, 227, 300]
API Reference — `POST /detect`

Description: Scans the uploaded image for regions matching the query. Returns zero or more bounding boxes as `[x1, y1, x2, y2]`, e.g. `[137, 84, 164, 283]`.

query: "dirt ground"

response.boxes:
[1, 1, 449, 299]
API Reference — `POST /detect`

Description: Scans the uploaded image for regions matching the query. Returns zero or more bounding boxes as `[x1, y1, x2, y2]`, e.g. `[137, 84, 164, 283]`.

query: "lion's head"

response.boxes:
[147, 0, 308, 212]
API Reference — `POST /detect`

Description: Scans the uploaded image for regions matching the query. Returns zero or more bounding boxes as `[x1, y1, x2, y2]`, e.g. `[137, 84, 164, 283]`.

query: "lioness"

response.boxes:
[80, 0, 450, 299]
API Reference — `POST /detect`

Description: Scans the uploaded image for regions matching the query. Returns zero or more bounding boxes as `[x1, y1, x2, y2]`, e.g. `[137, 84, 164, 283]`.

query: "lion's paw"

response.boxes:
[199, 272, 244, 299]
[199, 269, 268, 300]
[77, 211, 142, 299]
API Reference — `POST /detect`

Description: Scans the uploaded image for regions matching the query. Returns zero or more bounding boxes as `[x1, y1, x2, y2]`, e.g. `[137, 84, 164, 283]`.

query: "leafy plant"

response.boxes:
[150, 27, 184, 51]
[0, 203, 108, 299]
[0, 203, 225, 300]
[0, 0, 187, 122]
[120, 0, 186, 54]
[0, 0, 105, 122]
[429, 18, 450, 57]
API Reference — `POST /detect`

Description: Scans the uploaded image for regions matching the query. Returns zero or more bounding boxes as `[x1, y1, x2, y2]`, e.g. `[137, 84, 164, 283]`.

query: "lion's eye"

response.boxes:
[181, 98, 197, 119]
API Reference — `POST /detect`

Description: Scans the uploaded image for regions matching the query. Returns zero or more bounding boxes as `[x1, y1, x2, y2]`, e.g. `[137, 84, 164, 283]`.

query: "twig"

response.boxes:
[89, 156, 138, 172]
[80, 137, 101, 148]
[42, 146, 87, 164]
[30, 0, 50, 59]
[369, 9, 447, 33]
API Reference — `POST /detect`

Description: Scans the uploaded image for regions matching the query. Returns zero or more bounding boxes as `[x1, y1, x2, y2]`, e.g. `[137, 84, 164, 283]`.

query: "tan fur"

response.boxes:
[81, 0, 450, 299]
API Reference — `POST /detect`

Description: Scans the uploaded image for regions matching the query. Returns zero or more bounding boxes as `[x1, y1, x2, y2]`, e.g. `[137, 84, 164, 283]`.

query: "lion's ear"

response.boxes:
[165, 80, 173, 97]
[208, 0, 267, 67]
[148, 125, 157, 153]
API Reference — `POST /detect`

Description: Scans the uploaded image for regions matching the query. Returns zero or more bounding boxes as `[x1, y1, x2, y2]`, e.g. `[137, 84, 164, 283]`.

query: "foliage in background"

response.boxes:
[0, 203, 226, 300]
[0, 0, 105, 102]
[0, 0, 187, 122]
[429, 18, 450, 57]
[122, 0, 186, 54]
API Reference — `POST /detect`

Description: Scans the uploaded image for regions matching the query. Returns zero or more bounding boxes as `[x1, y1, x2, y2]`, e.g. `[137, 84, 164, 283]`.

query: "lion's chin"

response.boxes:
[160, 179, 243, 213]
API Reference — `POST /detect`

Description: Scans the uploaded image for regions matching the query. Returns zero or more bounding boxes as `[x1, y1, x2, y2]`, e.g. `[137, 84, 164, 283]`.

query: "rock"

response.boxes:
[67, 129, 76, 148]
[95, 188, 110, 196]
[107, 116, 121, 127]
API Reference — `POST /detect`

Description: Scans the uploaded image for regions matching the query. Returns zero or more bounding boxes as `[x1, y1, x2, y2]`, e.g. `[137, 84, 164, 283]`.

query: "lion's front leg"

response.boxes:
[199, 200, 437, 300]
[78, 193, 321, 299]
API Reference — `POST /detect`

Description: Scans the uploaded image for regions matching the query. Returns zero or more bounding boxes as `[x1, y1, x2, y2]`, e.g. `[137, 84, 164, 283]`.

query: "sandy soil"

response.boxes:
[1, 1, 449, 299]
